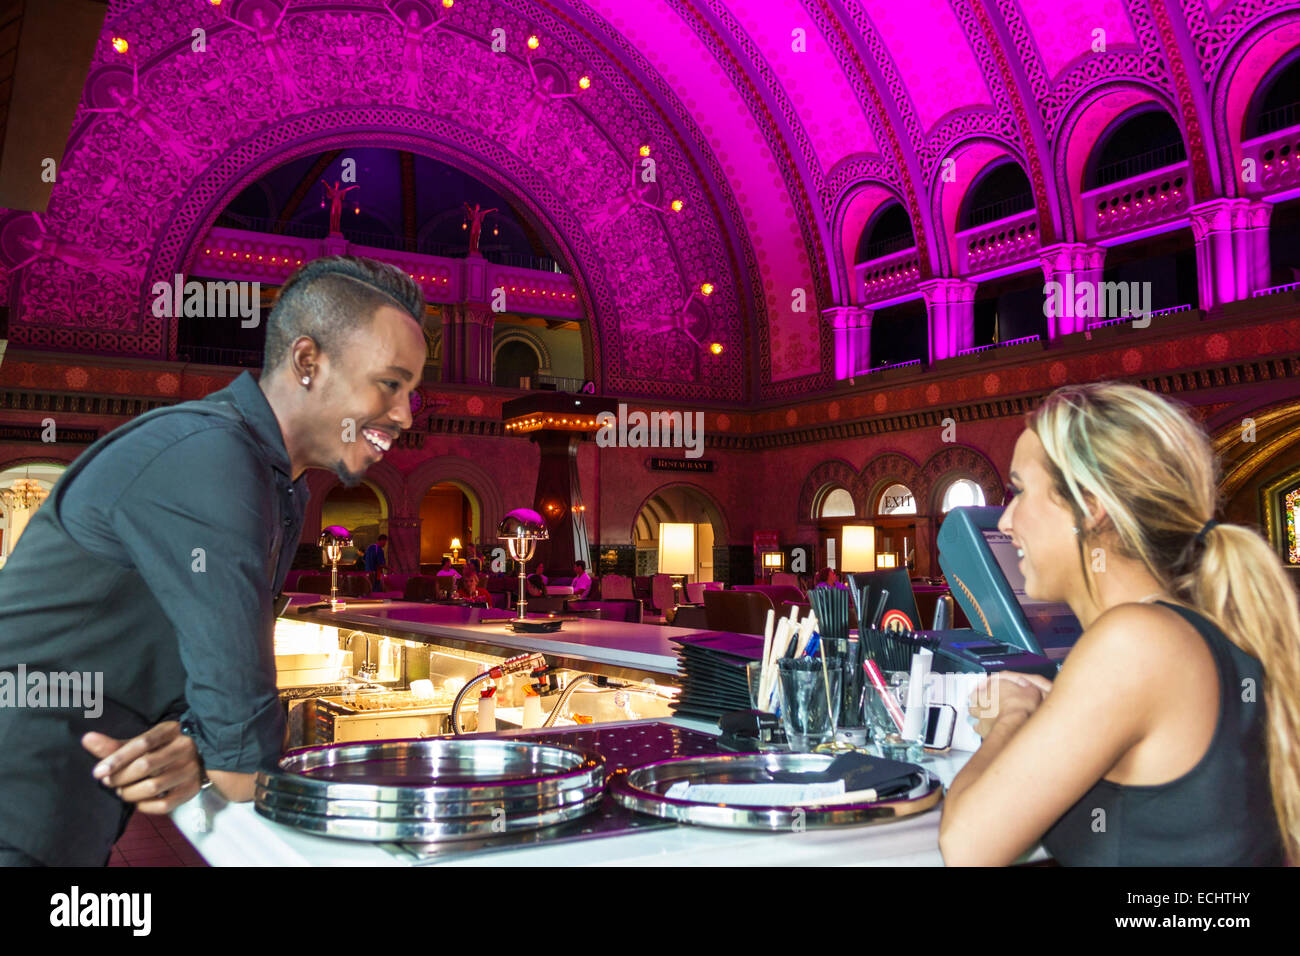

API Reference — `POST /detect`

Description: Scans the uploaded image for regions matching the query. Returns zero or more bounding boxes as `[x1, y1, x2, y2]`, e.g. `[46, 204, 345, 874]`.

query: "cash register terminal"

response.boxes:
[932, 506, 1084, 678]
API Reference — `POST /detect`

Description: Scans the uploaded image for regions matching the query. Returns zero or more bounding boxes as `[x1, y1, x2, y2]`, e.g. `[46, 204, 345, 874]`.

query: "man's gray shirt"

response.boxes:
[0, 371, 307, 865]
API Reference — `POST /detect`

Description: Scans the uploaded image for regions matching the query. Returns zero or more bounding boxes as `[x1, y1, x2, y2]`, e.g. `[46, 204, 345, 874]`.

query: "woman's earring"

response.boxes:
[1072, 527, 1080, 535]
[301, 376, 310, 387]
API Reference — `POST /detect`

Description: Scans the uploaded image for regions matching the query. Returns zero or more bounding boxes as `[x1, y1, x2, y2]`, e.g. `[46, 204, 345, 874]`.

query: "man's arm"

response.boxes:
[107, 428, 285, 802]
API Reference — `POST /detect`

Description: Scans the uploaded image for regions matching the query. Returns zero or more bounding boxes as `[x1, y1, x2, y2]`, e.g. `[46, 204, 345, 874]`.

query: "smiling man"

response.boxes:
[0, 256, 427, 866]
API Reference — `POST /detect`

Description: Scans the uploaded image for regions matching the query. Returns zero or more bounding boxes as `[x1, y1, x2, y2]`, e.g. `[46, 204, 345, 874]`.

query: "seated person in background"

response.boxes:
[533, 562, 548, 585]
[435, 556, 461, 579]
[571, 560, 593, 598]
[467, 557, 482, 576]
[813, 567, 839, 588]
[939, 382, 1297, 866]
[457, 571, 490, 604]
[525, 572, 547, 598]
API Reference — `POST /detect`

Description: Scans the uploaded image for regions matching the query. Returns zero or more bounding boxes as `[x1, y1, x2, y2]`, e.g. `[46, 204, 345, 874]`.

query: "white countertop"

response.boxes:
[287, 599, 690, 676]
[172, 717, 978, 867]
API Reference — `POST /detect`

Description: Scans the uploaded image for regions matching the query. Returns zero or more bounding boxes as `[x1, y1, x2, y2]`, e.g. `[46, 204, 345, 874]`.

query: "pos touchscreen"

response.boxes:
[937, 506, 1082, 661]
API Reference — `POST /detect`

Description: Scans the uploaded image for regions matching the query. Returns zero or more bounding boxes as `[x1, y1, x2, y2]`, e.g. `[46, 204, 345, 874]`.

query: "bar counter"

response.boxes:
[170, 596, 988, 866]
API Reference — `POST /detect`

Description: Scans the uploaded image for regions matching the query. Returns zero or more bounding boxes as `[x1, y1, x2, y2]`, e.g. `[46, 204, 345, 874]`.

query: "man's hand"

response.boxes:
[81, 721, 203, 814]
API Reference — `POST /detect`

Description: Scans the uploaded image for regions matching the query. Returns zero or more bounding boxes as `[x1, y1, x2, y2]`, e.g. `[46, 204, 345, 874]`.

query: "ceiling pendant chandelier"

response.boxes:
[2, 474, 48, 510]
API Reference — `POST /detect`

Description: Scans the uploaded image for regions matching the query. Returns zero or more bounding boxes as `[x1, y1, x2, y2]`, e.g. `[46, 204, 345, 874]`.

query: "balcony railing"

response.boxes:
[967, 193, 1034, 229]
[1258, 101, 1300, 136]
[956, 209, 1040, 273]
[956, 334, 1041, 357]
[860, 234, 915, 262]
[1253, 280, 1300, 298]
[1084, 303, 1193, 330]
[1095, 142, 1187, 187]
[1082, 164, 1190, 240]
[1241, 127, 1300, 196]
[856, 248, 921, 306]
[862, 358, 923, 374]
[214, 212, 566, 274]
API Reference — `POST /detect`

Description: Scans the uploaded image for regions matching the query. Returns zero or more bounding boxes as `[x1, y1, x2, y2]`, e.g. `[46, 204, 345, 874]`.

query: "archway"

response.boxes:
[631, 483, 728, 583]
[419, 481, 478, 570]
[0, 462, 66, 566]
[319, 480, 389, 568]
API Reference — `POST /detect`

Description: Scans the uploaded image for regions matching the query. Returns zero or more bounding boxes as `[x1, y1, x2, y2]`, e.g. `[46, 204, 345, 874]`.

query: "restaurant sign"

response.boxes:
[647, 457, 715, 473]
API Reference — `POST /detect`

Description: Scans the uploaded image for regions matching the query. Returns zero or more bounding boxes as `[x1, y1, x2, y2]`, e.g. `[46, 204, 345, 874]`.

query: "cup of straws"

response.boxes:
[751, 606, 846, 752]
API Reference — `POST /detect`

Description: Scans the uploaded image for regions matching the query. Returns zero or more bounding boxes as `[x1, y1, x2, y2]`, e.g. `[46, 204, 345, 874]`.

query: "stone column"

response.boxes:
[919, 278, 977, 363]
[822, 305, 874, 379]
[440, 303, 464, 384]
[1191, 199, 1273, 308]
[386, 515, 421, 574]
[462, 305, 494, 385]
[1038, 243, 1106, 338]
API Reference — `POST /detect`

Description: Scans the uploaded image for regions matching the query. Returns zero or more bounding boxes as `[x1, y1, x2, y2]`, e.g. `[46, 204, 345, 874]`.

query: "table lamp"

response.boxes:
[761, 550, 784, 583]
[658, 522, 696, 608]
[498, 508, 548, 622]
[450, 537, 462, 562]
[319, 525, 353, 611]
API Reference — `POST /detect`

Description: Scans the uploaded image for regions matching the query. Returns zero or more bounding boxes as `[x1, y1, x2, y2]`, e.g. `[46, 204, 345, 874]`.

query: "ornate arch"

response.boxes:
[833, 179, 912, 302]
[302, 462, 403, 537]
[403, 455, 505, 538]
[855, 451, 924, 516]
[919, 445, 1003, 514]
[8, 0, 749, 401]
[796, 459, 861, 523]
[492, 327, 552, 373]
[628, 481, 731, 545]
[931, 137, 1031, 273]
[1053, 81, 1184, 240]
[1210, 11, 1300, 197]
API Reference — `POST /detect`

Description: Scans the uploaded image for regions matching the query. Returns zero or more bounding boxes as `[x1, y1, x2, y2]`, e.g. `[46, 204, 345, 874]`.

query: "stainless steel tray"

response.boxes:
[608, 752, 943, 830]
[254, 779, 600, 821]
[257, 791, 606, 842]
[255, 738, 606, 841]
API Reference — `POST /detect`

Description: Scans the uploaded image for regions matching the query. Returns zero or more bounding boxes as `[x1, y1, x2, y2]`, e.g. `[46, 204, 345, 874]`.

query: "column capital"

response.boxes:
[821, 304, 873, 329]
[917, 277, 977, 306]
[1189, 197, 1262, 238]
[1038, 242, 1105, 273]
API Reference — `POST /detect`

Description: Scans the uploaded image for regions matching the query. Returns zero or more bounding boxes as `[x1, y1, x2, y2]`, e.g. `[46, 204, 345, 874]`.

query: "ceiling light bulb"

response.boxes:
[111, 37, 129, 54]
[527, 35, 540, 50]
[578, 76, 591, 89]
[639, 145, 651, 157]
[709, 342, 724, 355]
[700, 282, 714, 296]
[670, 199, 683, 212]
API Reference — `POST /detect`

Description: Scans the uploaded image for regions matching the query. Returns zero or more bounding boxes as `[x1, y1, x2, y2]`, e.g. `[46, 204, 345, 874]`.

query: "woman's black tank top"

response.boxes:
[1041, 601, 1286, 866]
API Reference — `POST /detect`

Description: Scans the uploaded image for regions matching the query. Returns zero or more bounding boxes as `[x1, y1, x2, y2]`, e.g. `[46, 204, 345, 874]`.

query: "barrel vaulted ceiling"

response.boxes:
[0, 0, 1295, 403]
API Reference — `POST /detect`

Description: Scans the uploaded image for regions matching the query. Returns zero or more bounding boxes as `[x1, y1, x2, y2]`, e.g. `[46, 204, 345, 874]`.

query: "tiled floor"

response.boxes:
[108, 812, 208, 867]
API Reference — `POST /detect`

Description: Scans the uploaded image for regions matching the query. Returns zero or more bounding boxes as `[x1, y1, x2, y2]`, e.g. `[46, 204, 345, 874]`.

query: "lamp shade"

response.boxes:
[450, 537, 462, 550]
[319, 526, 353, 547]
[497, 508, 548, 541]
[761, 550, 784, 570]
[658, 522, 696, 576]
[841, 525, 876, 573]
[876, 552, 898, 569]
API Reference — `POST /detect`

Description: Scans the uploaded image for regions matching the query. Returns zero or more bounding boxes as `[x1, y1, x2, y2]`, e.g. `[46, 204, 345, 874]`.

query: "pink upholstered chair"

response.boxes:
[651, 574, 677, 613]
[601, 574, 634, 600]
[684, 581, 722, 604]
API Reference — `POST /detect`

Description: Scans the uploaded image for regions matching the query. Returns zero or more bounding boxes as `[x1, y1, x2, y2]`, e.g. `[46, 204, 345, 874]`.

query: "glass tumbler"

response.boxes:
[776, 658, 842, 752]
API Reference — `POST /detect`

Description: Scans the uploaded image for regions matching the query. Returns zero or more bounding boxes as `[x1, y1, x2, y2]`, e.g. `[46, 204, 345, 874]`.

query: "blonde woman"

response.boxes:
[939, 382, 1297, 866]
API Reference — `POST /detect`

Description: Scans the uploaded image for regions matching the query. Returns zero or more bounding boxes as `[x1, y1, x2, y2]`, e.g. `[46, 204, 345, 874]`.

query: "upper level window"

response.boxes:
[941, 478, 986, 513]
[1248, 55, 1300, 139]
[877, 483, 917, 515]
[1089, 110, 1186, 189]
[855, 202, 915, 264]
[819, 487, 856, 518]
[960, 162, 1034, 230]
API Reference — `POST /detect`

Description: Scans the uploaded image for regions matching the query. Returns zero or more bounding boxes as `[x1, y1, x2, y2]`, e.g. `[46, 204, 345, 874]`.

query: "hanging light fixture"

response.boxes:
[3, 474, 49, 510]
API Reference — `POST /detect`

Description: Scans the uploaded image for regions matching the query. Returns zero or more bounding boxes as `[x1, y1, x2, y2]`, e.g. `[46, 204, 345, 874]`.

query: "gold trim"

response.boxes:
[1221, 423, 1300, 498]
[1261, 464, 1300, 564]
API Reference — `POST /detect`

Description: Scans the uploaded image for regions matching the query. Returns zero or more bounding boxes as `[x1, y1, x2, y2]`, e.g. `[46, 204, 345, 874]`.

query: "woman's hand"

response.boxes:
[968, 672, 1048, 739]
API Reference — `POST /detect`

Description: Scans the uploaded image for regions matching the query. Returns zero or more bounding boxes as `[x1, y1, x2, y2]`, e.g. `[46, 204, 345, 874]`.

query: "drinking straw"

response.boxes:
[864, 657, 906, 733]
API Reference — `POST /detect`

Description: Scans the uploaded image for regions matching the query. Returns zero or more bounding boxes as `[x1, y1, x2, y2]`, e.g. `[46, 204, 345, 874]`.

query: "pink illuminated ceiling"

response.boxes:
[0, 0, 1297, 403]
